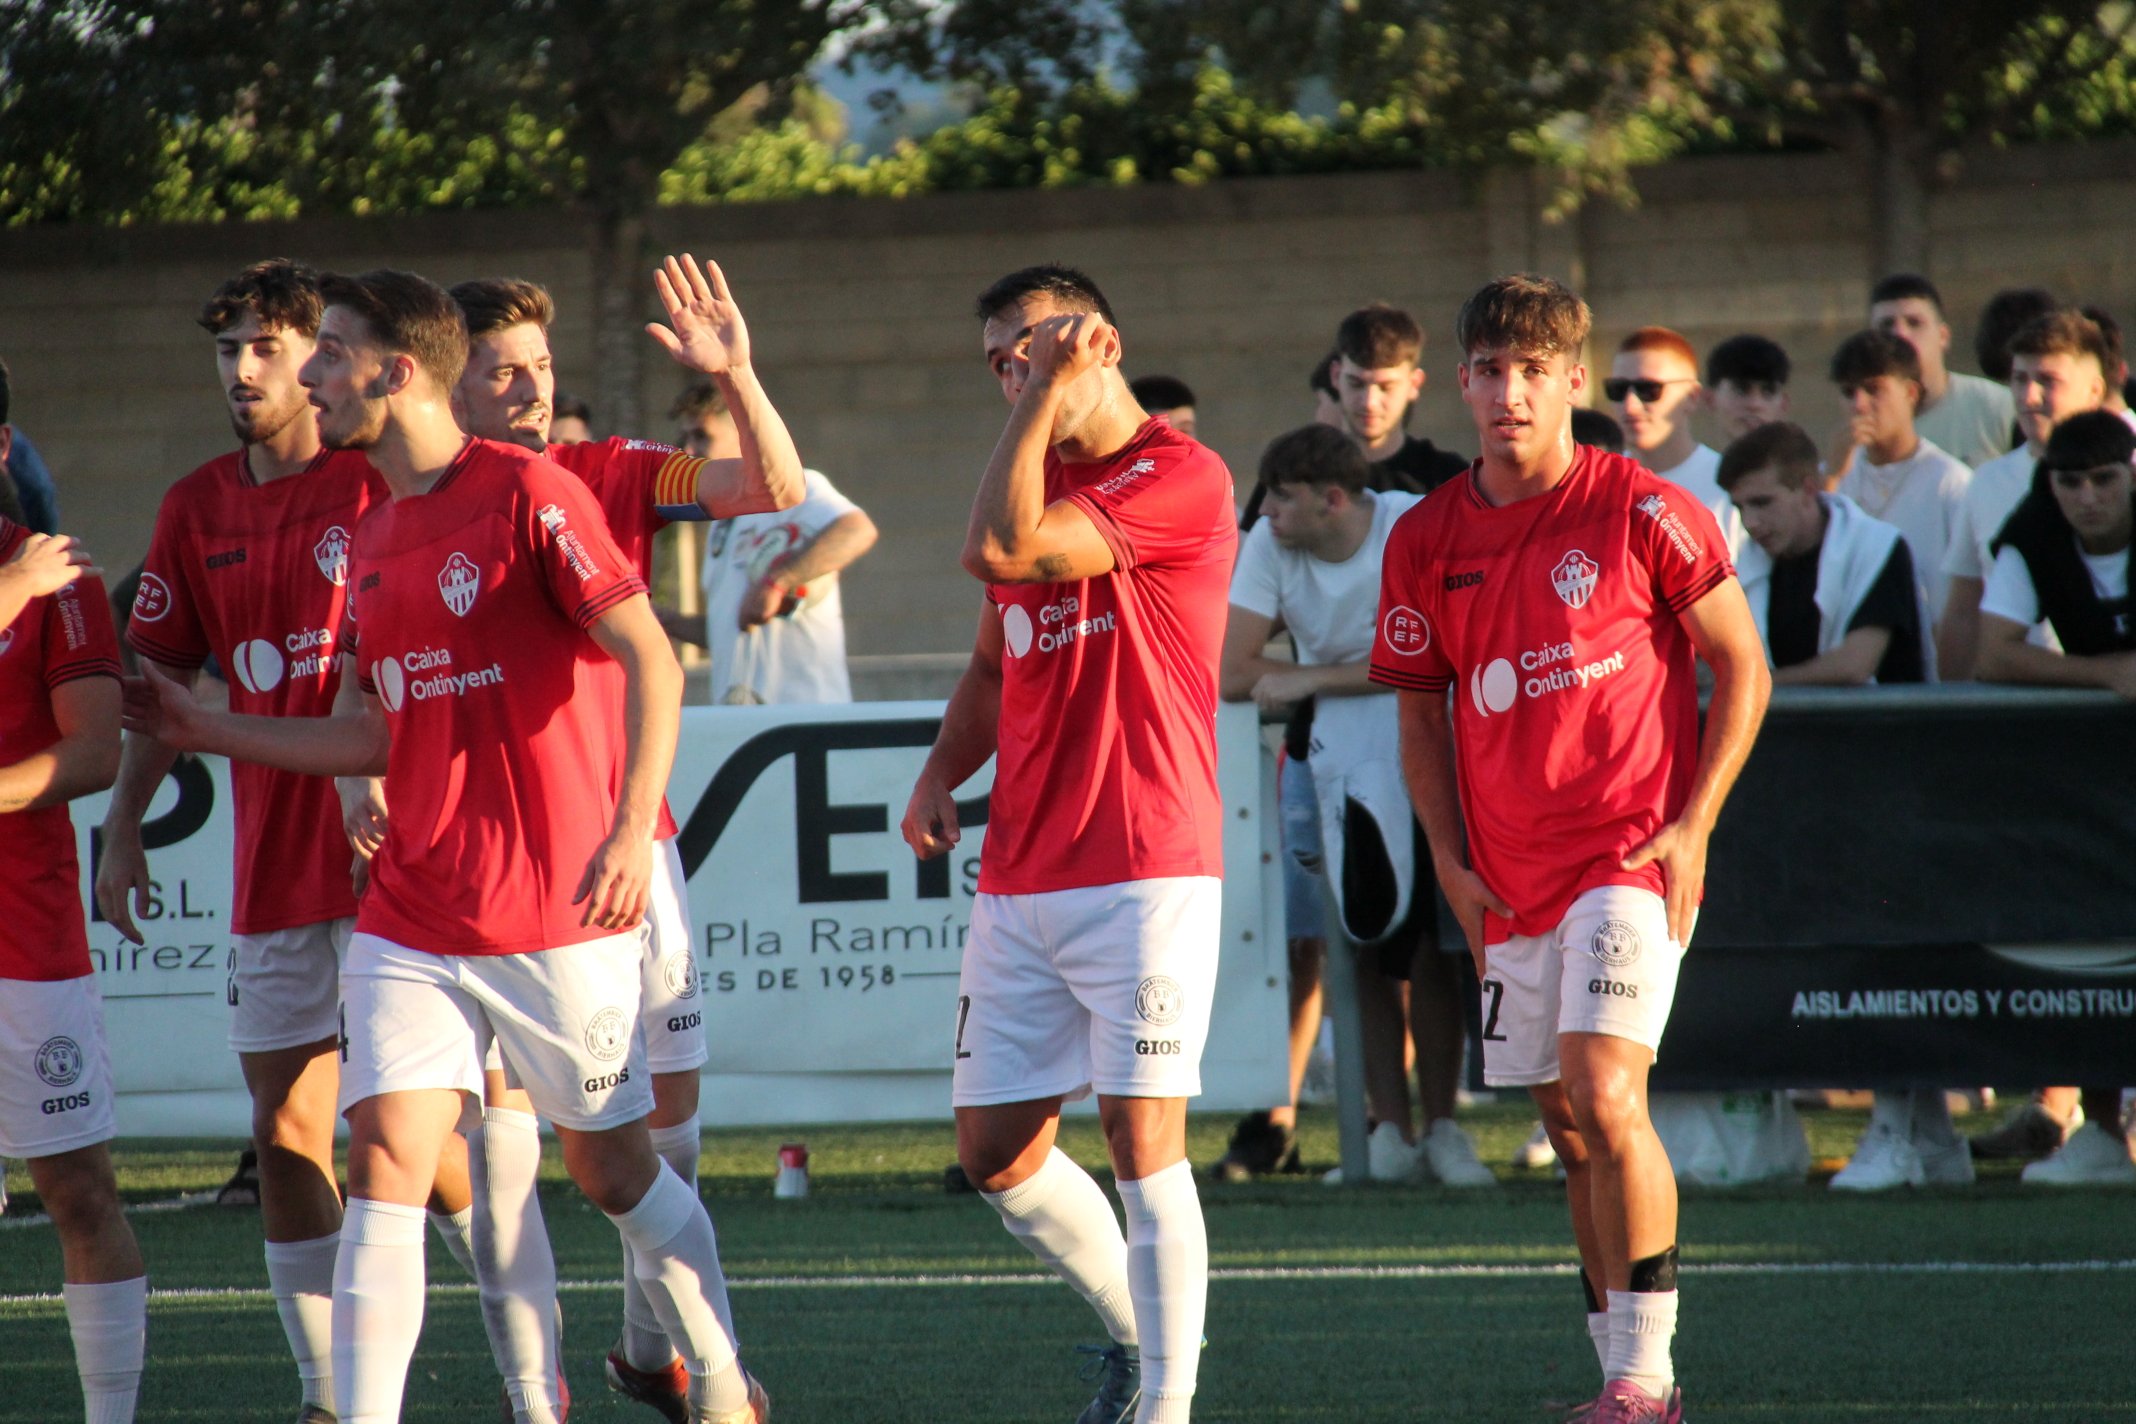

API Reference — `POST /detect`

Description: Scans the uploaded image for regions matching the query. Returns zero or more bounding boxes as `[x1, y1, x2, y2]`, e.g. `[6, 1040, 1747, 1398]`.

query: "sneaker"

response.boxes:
[1970, 1101, 2076, 1161]
[605, 1343, 687, 1424]
[1072, 1343, 1139, 1424]
[1915, 1130, 1976, 1186]
[297, 1408, 337, 1424]
[1829, 1122, 1924, 1191]
[1420, 1118, 1497, 1188]
[216, 1146, 261, 1206]
[2020, 1123, 2136, 1186]
[1586, 1380, 1683, 1423]
[694, 1371, 770, 1424]
[1517, 1122, 1560, 1171]
[1209, 1111, 1301, 1182]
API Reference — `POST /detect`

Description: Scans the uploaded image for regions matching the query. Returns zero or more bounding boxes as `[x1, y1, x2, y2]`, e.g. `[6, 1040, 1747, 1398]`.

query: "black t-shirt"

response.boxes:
[1768, 537, 1925, 683]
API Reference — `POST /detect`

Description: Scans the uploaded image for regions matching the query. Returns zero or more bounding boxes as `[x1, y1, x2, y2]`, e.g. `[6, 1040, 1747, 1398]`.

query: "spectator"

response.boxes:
[1940, 309, 2111, 678]
[2079, 306, 2134, 424]
[1974, 410, 2136, 1186]
[0, 460, 21, 527]
[1829, 329, 1972, 627]
[549, 392, 594, 443]
[1975, 288, 2059, 384]
[1129, 374, 1197, 437]
[1214, 424, 1491, 1187]
[670, 381, 878, 704]
[1869, 273, 2017, 467]
[1309, 347, 1342, 429]
[1706, 334, 1793, 444]
[1609, 326, 1744, 554]
[1328, 303, 1468, 491]
[3, 426, 60, 533]
[1571, 407, 1626, 455]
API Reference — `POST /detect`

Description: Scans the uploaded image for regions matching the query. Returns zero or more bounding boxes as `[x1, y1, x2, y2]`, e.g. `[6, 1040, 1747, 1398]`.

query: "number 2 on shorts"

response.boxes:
[954, 994, 974, 1060]
[1480, 979, 1508, 1042]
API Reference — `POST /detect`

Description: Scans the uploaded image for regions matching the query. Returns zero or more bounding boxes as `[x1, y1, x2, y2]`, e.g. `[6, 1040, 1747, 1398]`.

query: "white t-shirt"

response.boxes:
[1944, 445, 2036, 581]
[1836, 437, 1970, 620]
[1230, 490, 1423, 664]
[1916, 372, 2018, 470]
[1980, 541, 2131, 629]
[1654, 443, 1745, 558]
[700, 468, 860, 704]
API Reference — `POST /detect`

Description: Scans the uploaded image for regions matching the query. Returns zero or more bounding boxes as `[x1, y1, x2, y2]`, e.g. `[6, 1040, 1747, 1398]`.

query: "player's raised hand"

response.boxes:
[94, 827, 153, 946]
[121, 661, 212, 751]
[575, 830, 652, 931]
[646, 254, 750, 375]
[900, 775, 961, 860]
[1024, 312, 1116, 391]
[1437, 861, 1514, 979]
[1, 532, 98, 597]
[1621, 819, 1708, 948]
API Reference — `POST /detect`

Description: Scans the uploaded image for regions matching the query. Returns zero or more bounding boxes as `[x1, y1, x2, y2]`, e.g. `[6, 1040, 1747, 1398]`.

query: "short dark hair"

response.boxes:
[1570, 407, 1624, 454]
[1454, 274, 1591, 360]
[1129, 374, 1196, 412]
[1718, 420, 1823, 493]
[199, 258, 325, 339]
[2041, 409, 2136, 473]
[1334, 304, 1423, 369]
[974, 264, 1116, 326]
[0, 354, 10, 428]
[1975, 287, 2058, 381]
[670, 381, 728, 423]
[1829, 329, 1923, 390]
[1706, 334, 1791, 389]
[1308, 348, 1339, 398]
[2080, 305, 2127, 377]
[315, 269, 469, 392]
[2009, 308, 2112, 372]
[1869, 273, 1945, 315]
[1258, 423, 1370, 496]
[554, 393, 592, 423]
[450, 277, 555, 341]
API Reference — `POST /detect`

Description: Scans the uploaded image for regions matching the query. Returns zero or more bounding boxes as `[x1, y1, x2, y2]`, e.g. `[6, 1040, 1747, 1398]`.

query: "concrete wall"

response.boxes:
[4, 142, 2132, 658]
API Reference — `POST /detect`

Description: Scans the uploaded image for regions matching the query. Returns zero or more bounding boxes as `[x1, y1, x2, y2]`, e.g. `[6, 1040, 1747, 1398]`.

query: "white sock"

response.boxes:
[1604, 1289, 1678, 1397]
[1115, 1159, 1206, 1423]
[1908, 1087, 1959, 1145]
[429, 1204, 478, 1280]
[606, 1163, 746, 1415]
[265, 1234, 340, 1408]
[471, 1107, 563, 1422]
[1586, 1311, 1610, 1376]
[334, 1198, 431, 1424]
[1866, 1090, 1910, 1135]
[63, 1277, 146, 1424]
[622, 1118, 716, 1371]
[981, 1147, 1137, 1346]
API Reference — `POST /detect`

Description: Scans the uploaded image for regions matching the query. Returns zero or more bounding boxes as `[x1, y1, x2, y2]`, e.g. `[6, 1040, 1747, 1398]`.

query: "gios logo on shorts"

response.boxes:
[1135, 975, 1185, 1028]
[662, 952, 700, 1001]
[35, 1036, 84, 1088]
[583, 1006, 631, 1063]
[1589, 919, 1643, 968]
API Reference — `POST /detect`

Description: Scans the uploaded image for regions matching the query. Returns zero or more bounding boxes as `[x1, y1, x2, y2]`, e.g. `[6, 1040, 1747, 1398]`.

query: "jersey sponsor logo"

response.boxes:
[373, 647, 505, 711]
[662, 950, 700, 1001]
[1000, 594, 1117, 658]
[42, 1091, 93, 1115]
[584, 1006, 631, 1062]
[1443, 570, 1485, 590]
[231, 638, 285, 694]
[315, 525, 352, 586]
[1471, 642, 1630, 716]
[536, 502, 604, 584]
[1636, 494, 1704, 564]
[132, 572, 173, 623]
[1471, 657, 1518, 715]
[1136, 974, 1185, 1027]
[1135, 1038, 1183, 1055]
[205, 547, 247, 570]
[439, 552, 482, 616]
[622, 439, 677, 454]
[1588, 978, 1639, 999]
[1096, 457, 1159, 497]
[1382, 604, 1431, 656]
[34, 1035, 84, 1088]
[1590, 918, 1643, 967]
[1551, 549, 1600, 609]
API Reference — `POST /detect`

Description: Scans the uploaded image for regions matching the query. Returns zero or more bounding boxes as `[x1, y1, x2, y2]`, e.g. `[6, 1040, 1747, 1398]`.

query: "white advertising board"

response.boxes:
[71, 701, 1288, 1132]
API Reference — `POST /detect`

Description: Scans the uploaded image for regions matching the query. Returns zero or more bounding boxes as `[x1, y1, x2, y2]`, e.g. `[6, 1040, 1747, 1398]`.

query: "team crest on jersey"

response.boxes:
[1136, 975, 1185, 1027]
[314, 525, 351, 586]
[438, 552, 482, 616]
[662, 952, 700, 1001]
[536, 503, 568, 534]
[1590, 920, 1643, 968]
[584, 1007, 630, 1063]
[1551, 550, 1599, 609]
[1637, 494, 1667, 520]
[34, 1035, 84, 1088]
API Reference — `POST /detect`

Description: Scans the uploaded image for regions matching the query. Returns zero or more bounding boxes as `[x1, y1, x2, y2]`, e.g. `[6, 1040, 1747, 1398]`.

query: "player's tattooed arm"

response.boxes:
[902, 598, 1004, 860]
[963, 313, 1118, 584]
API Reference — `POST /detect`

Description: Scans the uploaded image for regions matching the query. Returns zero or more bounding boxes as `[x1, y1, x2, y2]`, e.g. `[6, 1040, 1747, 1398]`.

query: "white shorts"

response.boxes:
[640, 838, 707, 1074]
[952, 876, 1220, 1108]
[229, 916, 354, 1053]
[0, 975, 118, 1159]
[339, 932, 652, 1132]
[1480, 886, 1689, 1088]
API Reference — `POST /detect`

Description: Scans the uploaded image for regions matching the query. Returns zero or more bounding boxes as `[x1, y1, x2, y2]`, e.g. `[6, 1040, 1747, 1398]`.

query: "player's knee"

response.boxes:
[32, 1151, 124, 1240]
[1564, 1076, 1647, 1154]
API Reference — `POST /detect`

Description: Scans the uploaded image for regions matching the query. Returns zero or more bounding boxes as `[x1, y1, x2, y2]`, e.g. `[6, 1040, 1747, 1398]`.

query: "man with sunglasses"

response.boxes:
[1608, 329, 1744, 558]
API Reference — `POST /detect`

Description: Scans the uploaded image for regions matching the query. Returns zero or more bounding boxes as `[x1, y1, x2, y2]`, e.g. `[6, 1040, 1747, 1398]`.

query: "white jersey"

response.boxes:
[700, 468, 859, 705]
[1836, 437, 1970, 620]
[1229, 490, 1422, 664]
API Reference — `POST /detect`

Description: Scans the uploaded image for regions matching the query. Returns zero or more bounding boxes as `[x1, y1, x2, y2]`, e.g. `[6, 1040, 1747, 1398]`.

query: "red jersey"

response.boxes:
[1369, 449, 1733, 943]
[343, 439, 647, 955]
[0, 519, 122, 980]
[547, 436, 711, 842]
[131, 449, 382, 935]
[981, 418, 1237, 895]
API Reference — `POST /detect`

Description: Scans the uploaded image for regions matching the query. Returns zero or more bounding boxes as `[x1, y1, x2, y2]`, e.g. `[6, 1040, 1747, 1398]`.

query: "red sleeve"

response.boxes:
[521, 459, 647, 627]
[1065, 444, 1235, 571]
[1369, 510, 1453, 692]
[1630, 478, 1734, 613]
[127, 493, 209, 669]
[43, 574, 122, 688]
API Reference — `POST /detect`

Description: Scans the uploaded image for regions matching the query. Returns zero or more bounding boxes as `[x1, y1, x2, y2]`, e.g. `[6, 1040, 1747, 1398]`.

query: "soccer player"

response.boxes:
[124, 268, 764, 1424]
[1372, 275, 1771, 1423]
[0, 374, 147, 1424]
[900, 265, 1236, 1424]
[441, 260, 802, 1419]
